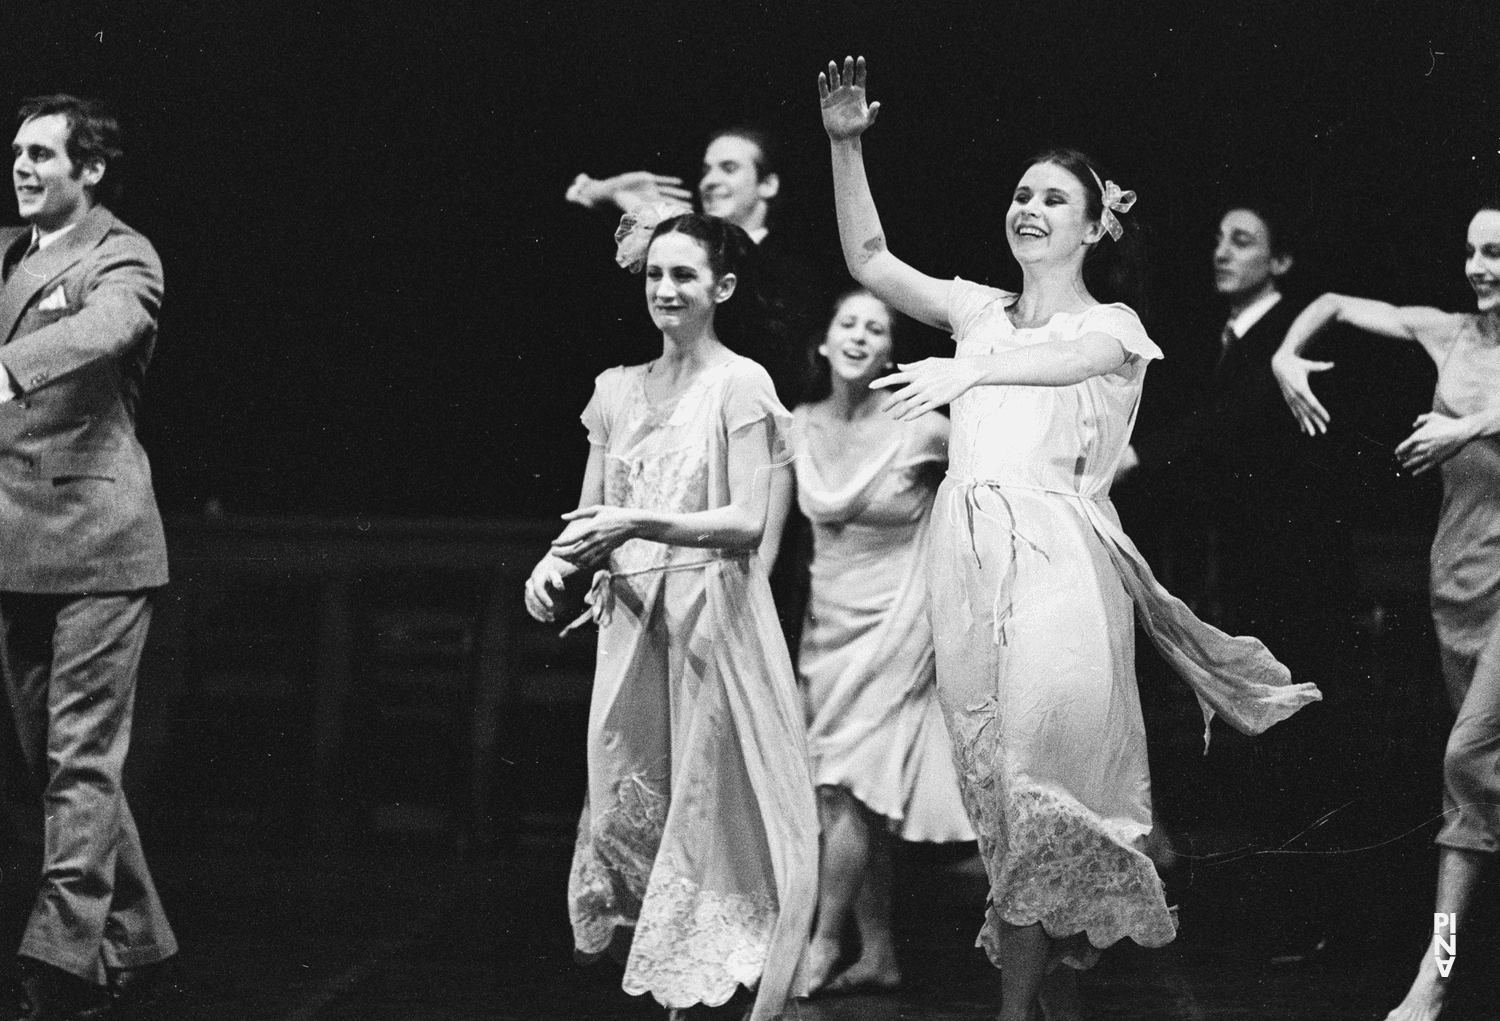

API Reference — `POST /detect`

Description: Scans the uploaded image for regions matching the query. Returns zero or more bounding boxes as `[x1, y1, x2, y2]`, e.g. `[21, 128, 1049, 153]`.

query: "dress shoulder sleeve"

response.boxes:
[580, 366, 625, 446]
[1082, 304, 1163, 362]
[945, 277, 1013, 342]
[723, 359, 794, 463]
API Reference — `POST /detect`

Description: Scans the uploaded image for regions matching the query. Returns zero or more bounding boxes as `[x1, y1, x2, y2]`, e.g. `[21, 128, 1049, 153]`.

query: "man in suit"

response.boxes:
[1115, 202, 1356, 957]
[1115, 203, 1349, 641]
[0, 95, 175, 1020]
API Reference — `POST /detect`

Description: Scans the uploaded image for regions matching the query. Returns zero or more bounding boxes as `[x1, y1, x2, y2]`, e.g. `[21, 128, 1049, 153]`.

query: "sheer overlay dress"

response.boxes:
[567, 357, 819, 1019]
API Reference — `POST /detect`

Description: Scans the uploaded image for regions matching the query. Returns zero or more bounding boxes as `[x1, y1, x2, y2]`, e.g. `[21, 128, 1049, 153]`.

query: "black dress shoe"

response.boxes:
[106, 959, 175, 1015]
[9, 959, 112, 1021]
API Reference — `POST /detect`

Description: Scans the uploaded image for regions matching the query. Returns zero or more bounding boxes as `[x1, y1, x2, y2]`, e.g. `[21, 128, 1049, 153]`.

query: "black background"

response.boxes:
[1, 0, 1494, 524]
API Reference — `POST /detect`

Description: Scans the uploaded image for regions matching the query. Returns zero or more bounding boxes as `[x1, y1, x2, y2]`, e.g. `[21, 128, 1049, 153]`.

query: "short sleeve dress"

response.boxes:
[791, 409, 974, 842]
[931, 278, 1322, 965]
[567, 356, 819, 1020]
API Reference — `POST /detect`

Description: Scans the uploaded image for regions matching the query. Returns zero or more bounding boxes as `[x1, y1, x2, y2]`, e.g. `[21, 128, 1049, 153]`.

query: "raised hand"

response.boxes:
[1270, 350, 1336, 435]
[870, 358, 981, 421]
[1395, 412, 1474, 476]
[820, 56, 881, 142]
[566, 171, 694, 212]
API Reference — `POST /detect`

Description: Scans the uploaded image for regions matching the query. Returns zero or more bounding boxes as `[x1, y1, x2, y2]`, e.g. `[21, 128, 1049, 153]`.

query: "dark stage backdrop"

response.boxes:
[0, 0, 1492, 524]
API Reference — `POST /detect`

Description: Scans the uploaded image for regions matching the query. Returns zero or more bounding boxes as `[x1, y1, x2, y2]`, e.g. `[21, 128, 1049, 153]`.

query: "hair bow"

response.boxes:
[1087, 167, 1137, 242]
[613, 198, 694, 272]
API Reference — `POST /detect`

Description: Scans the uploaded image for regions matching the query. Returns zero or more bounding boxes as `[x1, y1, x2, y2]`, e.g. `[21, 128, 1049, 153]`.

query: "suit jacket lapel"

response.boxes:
[0, 206, 114, 345]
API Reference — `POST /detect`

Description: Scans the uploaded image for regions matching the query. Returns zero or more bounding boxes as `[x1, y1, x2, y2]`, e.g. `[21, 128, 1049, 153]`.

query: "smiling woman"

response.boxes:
[523, 213, 818, 1021]
[791, 288, 974, 995]
[1273, 204, 1500, 1021]
[818, 55, 1321, 1021]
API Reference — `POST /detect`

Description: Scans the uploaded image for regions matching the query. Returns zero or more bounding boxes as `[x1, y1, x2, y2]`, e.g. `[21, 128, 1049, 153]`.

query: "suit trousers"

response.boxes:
[0, 591, 176, 984]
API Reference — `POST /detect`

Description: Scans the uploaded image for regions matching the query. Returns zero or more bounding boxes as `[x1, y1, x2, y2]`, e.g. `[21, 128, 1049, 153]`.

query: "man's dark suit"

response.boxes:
[1130, 296, 1306, 513]
[1118, 294, 1357, 949]
[0, 204, 175, 984]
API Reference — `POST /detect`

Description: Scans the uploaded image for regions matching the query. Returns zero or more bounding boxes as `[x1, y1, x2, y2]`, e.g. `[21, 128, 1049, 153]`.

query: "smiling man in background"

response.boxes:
[0, 94, 176, 1021]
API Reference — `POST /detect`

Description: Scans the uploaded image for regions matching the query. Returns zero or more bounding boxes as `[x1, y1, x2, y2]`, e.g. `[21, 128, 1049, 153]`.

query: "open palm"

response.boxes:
[820, 56, 881, 141]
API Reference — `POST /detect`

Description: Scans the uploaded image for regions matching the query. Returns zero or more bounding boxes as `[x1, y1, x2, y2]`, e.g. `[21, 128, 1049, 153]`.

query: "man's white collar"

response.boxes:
[1228, 289, 1282, 339]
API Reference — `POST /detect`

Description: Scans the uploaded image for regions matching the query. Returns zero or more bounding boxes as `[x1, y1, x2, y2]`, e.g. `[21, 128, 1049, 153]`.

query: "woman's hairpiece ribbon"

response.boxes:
[1086, 166, 1136, 242]
[613, 198, 694, 272]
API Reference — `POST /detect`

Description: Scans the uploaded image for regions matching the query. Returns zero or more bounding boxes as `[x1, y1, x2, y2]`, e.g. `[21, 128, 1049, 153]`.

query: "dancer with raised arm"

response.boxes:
[792, 289, 974, 994]
[524, 213, 817, 1021]
[818, 56, 1321, 1021]
[1273, 202, 1500, 1021]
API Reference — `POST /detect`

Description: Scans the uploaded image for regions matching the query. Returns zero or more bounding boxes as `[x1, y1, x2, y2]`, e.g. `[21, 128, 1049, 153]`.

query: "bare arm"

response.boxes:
[872, 333, 1131, 421]
[1282, 293, 1454, 350]
[821, 57, 952, 330]
[565, 170, 694, 213]
[758, 463, 794, 571]
[1272, 293, 1459, 435]
[550, 419, 778, 564]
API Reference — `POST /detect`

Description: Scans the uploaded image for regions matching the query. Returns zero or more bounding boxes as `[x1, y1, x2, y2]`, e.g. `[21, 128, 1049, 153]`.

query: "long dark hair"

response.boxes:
[800, 287, 910, 405]
[1027, 147, 1150, 321]
[649, 212, 785, 358]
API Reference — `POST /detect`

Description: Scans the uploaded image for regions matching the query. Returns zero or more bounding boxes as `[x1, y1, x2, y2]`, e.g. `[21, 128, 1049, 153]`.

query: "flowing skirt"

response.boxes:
[929, 478, 1319, 965]
[800, 514, 973, 842]
[568, 553, 819, 1019]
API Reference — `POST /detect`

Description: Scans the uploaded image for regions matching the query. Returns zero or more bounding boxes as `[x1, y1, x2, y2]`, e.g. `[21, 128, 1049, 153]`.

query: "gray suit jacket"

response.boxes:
[0, 205, 167, 592]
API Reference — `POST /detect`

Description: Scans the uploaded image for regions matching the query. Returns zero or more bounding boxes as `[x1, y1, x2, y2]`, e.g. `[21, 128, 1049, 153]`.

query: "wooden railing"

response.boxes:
[133, 517, 1434, 849]
[143, 515, 585, 849]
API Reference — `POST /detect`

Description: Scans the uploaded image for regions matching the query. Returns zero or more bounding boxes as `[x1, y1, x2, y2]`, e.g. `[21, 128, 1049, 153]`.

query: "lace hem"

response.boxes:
[623, 862, 776, 1009]
[967, 777, 1176, 963]
[569, 775, 669, 955]
[951, 726, 1175, 964]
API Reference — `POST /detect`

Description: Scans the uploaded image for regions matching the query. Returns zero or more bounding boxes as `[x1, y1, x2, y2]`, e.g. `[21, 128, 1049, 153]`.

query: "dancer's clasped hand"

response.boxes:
[871, 359, 982, 421]
[1395, 412, 1473, 476]
[550, 504, 638, 565]
[524, 556, 570, 623]
[819, 56, 880, 141]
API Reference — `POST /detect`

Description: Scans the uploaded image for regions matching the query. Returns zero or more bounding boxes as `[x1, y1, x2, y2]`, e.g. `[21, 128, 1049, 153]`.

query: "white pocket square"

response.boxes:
[36, 287, 68, 312]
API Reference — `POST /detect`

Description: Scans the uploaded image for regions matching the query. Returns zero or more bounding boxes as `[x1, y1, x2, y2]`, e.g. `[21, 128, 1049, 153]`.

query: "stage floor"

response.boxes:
[4, 822, 1490, 1021]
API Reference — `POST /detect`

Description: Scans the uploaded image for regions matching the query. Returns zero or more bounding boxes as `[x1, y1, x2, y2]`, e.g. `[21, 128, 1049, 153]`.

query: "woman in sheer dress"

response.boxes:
[818, 56, 1321, 1021]
[1273, 202, 1500, 1021]
[792, 288, 975, 994]
[524, 213, 818, 1021]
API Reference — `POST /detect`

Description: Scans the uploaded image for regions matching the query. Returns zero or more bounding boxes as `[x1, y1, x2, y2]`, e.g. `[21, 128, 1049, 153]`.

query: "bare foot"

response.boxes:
[1038, 966, 1085, 1021]
[801, 935, 844, 995]
[1385, 955, 1449, 1021]
[823, 951, 901, 995]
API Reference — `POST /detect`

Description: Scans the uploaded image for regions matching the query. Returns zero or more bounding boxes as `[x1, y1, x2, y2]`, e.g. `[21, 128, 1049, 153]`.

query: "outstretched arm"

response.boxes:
[1272, 293, 1458, 435]
[821, 57, 952, 331]
[565, 170, 694, 213]
[871, 332, 1132, 420]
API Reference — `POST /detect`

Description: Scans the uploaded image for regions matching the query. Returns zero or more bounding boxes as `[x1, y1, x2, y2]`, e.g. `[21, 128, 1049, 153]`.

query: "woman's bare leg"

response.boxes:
[1385, 847, 1486, 1021]
[804, 785, 871, 993]
[992, 921, 1049, 1021]
[1038, 965, 1085, 1021]
[826, 824, 901, 991]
